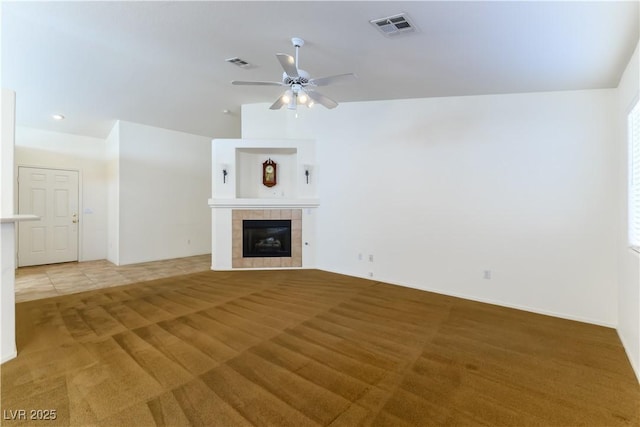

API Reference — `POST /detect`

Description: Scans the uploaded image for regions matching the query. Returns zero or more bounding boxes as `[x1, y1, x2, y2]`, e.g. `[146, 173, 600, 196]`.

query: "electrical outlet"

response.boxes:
[368, 272, 374, 278]
[483, 270, 492, 280]
[368, 254, 374, 262]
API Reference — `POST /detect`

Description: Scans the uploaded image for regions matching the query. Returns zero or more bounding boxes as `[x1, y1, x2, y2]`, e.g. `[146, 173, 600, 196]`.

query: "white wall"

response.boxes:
[116, 121, 211, 265]
[0, 222, 17, 363]
[106, 121, 120, 264]
[1, 89, 17, 363]
[616, 38, 640, 382]
[14, 127, 108, 261]
[243, 88, 619, 327]
[1, 90, 15, 217]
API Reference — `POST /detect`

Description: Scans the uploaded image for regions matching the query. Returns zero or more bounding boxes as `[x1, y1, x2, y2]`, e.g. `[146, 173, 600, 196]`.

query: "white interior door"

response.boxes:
[18, 167, 79, 267]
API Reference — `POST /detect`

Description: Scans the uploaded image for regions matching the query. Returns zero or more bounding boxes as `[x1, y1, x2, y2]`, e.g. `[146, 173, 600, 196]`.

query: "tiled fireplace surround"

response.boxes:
[232, 209, 302, 268]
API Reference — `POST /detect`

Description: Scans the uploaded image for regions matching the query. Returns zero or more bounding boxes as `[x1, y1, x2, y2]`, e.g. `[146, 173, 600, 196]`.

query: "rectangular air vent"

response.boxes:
[370, 13, 417, 37]
[225, 57, 253, 68]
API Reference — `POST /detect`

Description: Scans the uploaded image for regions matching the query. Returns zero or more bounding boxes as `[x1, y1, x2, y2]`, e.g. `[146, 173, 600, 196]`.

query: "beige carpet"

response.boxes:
[1, 269, 639, 426]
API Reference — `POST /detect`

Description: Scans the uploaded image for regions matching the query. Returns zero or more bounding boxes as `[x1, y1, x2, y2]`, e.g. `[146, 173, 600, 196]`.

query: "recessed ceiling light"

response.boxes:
[52, 114, 65, 120]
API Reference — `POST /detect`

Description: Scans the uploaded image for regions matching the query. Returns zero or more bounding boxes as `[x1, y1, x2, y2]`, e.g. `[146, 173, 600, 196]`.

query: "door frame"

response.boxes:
[16, 165, 83, 265]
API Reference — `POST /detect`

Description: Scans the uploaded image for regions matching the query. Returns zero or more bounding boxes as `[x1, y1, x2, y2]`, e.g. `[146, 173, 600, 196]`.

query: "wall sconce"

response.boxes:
[222, 164, 229, 184]
[303, 164, 311, 184]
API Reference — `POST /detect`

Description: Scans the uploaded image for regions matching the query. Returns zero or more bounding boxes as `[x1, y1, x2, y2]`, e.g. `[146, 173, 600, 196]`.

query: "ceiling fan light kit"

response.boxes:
[231, 37, 356, 111]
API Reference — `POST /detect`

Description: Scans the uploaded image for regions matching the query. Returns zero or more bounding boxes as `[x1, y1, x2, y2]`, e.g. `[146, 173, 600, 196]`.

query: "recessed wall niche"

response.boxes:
[235, 147, 297, 199]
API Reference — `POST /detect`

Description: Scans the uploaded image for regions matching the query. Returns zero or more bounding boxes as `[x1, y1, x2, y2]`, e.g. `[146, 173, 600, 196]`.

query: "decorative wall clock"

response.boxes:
[262, 158, 277, 187]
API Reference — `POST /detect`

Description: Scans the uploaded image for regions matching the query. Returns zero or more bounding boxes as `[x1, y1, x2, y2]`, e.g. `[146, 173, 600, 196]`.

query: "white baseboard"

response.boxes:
[1, 349, 17, 364]
[618, 330, 640, 384]
[317, 268, 616, 328]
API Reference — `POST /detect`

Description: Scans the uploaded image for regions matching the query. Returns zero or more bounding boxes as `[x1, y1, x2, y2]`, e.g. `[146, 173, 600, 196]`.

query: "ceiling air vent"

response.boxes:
[370, 13, 417, 37]
[225, 57, 253, 68]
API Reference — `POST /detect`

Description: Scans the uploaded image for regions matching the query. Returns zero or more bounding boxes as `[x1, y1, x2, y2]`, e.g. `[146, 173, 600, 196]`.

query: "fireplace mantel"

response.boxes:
[208, 198, 319, 209]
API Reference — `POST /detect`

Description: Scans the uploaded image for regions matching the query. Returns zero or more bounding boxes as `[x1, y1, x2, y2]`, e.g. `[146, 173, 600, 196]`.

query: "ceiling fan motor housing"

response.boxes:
[283, 70, 310, 85]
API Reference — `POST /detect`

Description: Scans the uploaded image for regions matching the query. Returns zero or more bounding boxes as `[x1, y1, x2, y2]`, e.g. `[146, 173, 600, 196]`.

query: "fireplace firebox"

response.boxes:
[242, 220, 292, 258]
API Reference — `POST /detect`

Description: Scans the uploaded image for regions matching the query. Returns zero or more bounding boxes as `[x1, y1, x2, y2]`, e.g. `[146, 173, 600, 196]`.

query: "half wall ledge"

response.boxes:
[1, 214, 40, 223]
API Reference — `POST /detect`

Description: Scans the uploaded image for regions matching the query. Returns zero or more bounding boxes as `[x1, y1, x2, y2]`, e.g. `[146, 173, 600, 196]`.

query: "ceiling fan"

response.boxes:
[231, 37, 356, 110]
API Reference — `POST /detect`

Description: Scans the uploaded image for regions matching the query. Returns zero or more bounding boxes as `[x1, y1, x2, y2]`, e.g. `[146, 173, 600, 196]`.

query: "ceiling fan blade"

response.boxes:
[269, 95, 287, 110]
[307, 90, 338, 109]
[309, 73, 357, 87]
[231, 80, 284, 86]
[276, 53, 299, 79]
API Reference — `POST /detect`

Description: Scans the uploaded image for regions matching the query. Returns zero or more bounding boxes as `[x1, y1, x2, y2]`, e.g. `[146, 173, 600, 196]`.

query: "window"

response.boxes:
[629, 98, 640, 250]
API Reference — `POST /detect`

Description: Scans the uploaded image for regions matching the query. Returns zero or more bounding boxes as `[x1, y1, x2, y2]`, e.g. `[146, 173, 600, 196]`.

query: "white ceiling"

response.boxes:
[2, 1, 638, 139]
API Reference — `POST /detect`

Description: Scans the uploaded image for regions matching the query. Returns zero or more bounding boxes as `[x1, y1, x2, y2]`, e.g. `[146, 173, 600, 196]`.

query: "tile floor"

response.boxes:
[14, 254, 212, 302]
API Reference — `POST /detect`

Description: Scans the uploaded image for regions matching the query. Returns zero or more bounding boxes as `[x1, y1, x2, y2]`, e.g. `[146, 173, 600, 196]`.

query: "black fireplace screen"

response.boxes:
[242, 220, 292, 258]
